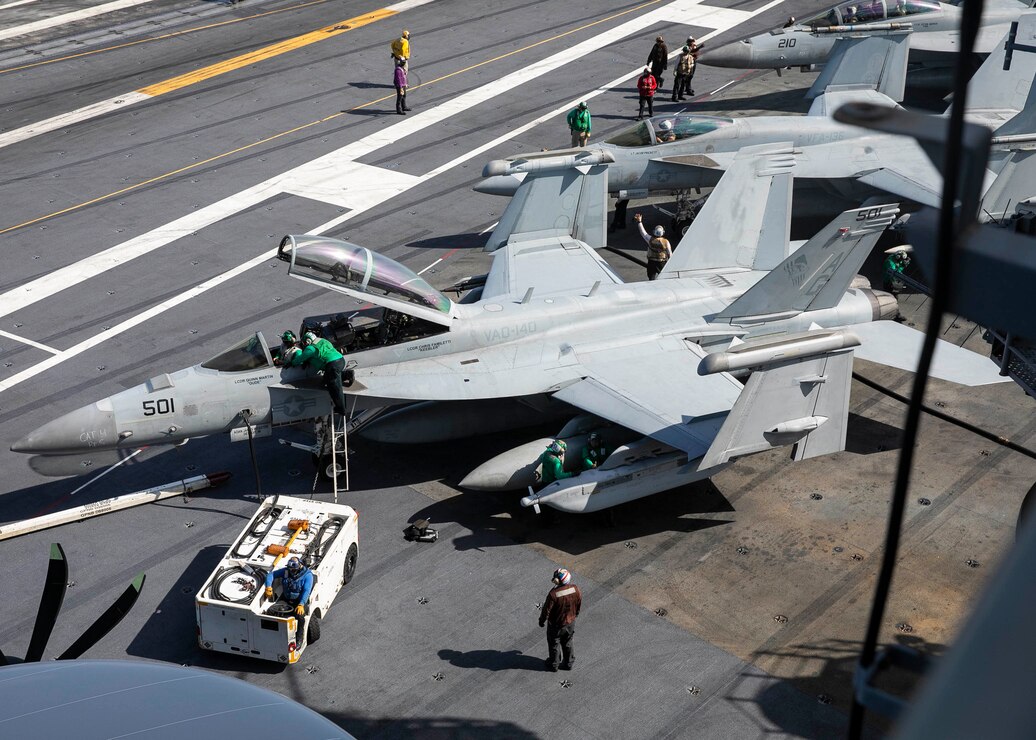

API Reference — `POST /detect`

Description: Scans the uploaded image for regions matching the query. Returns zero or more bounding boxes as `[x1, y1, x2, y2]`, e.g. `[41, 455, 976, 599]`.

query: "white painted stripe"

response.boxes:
[417, 258, 442, 275]
[0, 249, 278, 392]
[0, 0, 160, 42]
[478, 221, 499, 235]
[0, 0, 784, 393]
[0, 0, 44, 12]
[0, 329, 59, 354]
[0, 92, 152, 150]
[385, 0, 436, 11]
[0, 0, 736, 319]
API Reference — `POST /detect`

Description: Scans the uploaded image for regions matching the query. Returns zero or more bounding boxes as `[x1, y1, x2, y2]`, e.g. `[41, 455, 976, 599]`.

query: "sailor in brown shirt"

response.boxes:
[539, 568, 582, 671]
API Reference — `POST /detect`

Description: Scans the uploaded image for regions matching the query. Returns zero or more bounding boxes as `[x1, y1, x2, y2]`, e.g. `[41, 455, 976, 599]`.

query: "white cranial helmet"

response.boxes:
[659, 120, 673, 131]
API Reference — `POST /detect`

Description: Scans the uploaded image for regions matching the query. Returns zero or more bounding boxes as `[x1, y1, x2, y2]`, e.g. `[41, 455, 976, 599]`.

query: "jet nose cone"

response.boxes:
[699, 40, 753, 69]
[11, 402, 118, 455]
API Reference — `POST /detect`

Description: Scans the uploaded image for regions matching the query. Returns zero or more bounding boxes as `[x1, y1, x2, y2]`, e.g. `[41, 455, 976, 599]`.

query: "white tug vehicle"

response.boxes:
[196, 495, 358, 663]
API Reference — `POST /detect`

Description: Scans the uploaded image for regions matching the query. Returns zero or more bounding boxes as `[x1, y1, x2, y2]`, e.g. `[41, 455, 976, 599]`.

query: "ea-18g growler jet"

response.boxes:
[476, 11, 1036, 226]
[701, 0, 1029, 98]
[12, 143, 1006, 513]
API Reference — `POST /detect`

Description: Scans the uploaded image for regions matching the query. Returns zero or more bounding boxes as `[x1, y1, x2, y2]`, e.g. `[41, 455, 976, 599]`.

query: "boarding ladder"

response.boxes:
[312, 414, 348, 502]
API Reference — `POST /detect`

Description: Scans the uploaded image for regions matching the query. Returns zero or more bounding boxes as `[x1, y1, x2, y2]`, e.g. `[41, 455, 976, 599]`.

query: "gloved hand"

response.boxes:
[538, 620, 545, 629]
[295, 604, 306, 616]
[264, 586, 274, 600]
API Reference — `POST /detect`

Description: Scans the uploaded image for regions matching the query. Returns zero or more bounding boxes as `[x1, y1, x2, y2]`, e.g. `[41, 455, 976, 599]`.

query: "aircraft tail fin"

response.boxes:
[700, 348, 854, 468]
[659, 143, 794, 278]
[965, 11, 1036, 121]
[980, 149, 1036, 220]
[484, 164, 608, 252]
[715, 204, 899, 321]
[807, 32, 912, 102]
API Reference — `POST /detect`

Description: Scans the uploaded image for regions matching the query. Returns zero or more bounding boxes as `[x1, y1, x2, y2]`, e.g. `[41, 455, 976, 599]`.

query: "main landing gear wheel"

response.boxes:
[307, 613, 321, 643]
[342, 543, 358, 586]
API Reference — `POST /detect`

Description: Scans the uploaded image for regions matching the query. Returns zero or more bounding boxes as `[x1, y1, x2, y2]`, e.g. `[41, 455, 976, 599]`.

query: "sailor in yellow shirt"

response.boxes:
[391, 29, 410, 70]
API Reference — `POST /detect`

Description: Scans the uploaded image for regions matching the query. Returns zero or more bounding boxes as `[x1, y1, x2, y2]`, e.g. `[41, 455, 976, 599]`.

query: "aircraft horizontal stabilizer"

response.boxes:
[484, 164, 608, 252]
[715, 203, 899, 321]
[807, 32, 911, 102]
[661, 142, 795, 277]
[700, 349, 854, 468]
[850, 321, 1012, 386]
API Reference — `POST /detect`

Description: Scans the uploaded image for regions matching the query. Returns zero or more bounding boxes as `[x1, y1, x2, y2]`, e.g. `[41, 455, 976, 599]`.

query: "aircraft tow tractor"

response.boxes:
[196, 495, 358, 664]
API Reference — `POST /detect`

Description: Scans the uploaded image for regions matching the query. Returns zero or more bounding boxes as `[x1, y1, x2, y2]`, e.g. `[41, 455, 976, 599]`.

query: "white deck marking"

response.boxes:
[417, 259, 443, 275]
[385, 0, 436, 10]
[0, 92, 153, 150]
[0, 0, 161, 42]
[0, 329, 59, 354]
[0, 0, 785, 393]
[0, 0, 45, 12]
[0, 0, 757, 321]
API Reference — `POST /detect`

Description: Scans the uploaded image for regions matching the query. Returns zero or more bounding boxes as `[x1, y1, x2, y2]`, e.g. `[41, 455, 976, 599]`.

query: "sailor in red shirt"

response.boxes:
[636, 67, 658, 120]
[539, 568, 583, 671]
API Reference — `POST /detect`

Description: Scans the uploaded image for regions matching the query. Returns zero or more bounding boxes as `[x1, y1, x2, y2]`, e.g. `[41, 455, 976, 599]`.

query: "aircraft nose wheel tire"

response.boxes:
[316, 455, 346, 481]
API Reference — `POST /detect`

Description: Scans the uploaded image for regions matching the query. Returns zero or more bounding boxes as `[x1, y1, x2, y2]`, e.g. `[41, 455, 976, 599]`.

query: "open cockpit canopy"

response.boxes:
[279, 235, 455, 327]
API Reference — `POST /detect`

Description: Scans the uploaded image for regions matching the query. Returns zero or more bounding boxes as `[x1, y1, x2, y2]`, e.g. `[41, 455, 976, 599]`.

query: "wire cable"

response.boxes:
[848, 1, 987, 735]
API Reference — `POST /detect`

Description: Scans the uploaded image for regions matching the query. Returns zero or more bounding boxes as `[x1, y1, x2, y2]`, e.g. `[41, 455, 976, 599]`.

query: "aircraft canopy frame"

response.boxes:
[604, 115, 734, 148]
[279, 235, 456, 327]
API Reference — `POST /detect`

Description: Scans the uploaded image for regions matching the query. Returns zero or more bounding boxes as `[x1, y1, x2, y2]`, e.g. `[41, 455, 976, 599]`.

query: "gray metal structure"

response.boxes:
[701, 0, 1028, 94]
[476, 13, 1036, 224]
[13, 146, 1009, 512]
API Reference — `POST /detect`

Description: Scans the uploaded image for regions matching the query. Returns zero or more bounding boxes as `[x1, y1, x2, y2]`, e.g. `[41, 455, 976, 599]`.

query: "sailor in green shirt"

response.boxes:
[581, 432, 608, 470]
[539, 440, 574, 484]
[288, 331, 347, 417]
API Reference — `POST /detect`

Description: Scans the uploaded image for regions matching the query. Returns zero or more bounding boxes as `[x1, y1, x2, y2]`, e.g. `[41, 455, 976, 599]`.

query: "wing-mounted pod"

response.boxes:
[279, 235, 455, 327]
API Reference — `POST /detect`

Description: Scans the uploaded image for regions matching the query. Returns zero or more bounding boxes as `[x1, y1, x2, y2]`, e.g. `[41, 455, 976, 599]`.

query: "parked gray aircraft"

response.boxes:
[475, 12, 1036, 229]
[12, 145, 1008, 512]
[701, 0, 1027, 93]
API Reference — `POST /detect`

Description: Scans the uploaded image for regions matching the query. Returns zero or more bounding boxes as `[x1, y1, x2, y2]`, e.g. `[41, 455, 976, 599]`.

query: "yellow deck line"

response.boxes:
[0, 0, 337, 76]
[137, 7, 396, 96]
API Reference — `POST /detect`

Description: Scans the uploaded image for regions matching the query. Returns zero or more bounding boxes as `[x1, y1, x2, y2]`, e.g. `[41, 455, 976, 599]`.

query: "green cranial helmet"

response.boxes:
[281, 330, 297, 344]
[303, 331, 318, 345]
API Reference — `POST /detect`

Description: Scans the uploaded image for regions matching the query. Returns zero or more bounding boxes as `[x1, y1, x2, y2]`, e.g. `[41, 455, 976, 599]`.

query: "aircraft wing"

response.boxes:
[483, 163, 609, 252]
[480, 234, 624, 302]
[909, 23, 1011, 55]
[807, 86, 901, 117]
[806, 33, 912, 102]
[552, 337, 741, 456]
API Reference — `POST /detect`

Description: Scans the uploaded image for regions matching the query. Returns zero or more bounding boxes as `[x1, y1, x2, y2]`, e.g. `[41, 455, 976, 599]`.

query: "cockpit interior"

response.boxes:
[799, 0, 939, 27]
[605, 115, 734, 147]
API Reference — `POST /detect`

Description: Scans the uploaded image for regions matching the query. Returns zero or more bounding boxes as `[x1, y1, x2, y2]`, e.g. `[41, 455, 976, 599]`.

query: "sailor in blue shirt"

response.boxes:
[264, 557, 313, 616]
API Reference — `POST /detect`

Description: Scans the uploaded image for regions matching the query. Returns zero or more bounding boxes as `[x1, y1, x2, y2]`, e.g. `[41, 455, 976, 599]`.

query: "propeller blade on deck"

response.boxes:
[57, 573, 145, 660]
[24, 543, 68, 662]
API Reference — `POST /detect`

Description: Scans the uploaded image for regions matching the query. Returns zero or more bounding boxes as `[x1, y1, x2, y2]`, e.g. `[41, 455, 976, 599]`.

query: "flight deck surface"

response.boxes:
[1, 0, 1034, 737]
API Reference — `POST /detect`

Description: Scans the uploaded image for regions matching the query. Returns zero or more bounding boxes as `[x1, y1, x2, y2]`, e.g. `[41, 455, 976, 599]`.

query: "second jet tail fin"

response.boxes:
[714, 204, 899, 321]
[807, 32, 912, 102]
[659, 143, 795, 278]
